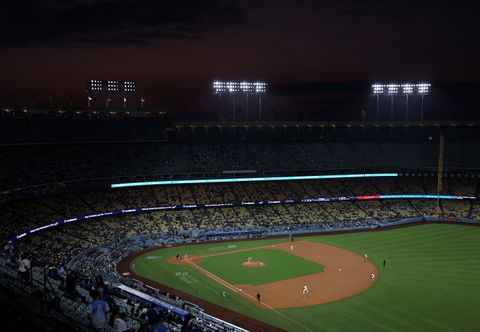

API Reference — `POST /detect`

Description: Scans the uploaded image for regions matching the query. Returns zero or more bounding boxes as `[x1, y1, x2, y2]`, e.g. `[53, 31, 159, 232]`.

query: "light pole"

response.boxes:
[402, 84, 414, 121]
[246, 93, 249, 121]
[390, 94, 394, 121]
[372, 83, 429, 122]
[232, 94, 236, 121]
[259, 95, 262, 121]
[388, 84, 399, 121]
[87, 96, 92, 109]
[421, 95, 424, 121]
[418, 83, 431, 121]
[213, 81, 267, 122]
[405, 94, 409, 121]
[217, 93, 222, 120]
[254, 82, 267, 122]
[372, 84, 383, 121]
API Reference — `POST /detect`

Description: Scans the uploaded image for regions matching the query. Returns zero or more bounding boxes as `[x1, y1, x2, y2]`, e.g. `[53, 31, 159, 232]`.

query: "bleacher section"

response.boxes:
[2, 119, 480, 331]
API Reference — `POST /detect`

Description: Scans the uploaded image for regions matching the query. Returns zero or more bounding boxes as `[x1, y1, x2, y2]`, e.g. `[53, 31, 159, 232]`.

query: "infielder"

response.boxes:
[302, 284, 309, 295]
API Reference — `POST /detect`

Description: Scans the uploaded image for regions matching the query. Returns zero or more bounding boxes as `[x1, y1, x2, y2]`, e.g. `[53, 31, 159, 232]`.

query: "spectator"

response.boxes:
[65, 270, 80, 300]
[18, 254, 31, 284]
[150, 316, 169, 332]
[114, 311, 129, 332]
[146, 305, 159, 325]
[87, 289, 110, 331]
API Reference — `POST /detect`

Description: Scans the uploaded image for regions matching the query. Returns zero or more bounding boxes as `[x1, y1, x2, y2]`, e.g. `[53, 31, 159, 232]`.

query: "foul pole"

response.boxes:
[436, 134, 444, 216]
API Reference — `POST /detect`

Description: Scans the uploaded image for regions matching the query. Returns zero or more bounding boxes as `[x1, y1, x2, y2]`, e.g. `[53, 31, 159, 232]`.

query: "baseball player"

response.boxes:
[302, 284, 309, 295]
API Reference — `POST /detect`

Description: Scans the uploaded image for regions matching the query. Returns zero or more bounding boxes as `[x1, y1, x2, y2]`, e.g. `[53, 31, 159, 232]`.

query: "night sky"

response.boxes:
[1, 0, 479, 120]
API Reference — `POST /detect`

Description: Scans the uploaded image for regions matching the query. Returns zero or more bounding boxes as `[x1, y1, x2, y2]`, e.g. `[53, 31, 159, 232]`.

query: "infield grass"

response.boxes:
[131, 223, 480, 332]
[197, 248, 324, 285]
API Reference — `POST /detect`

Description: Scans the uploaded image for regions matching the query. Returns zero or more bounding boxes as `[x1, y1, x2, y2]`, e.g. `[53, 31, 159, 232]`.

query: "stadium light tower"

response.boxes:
[254, 82, 267, 121]
[240, 82, 252, 121]
[418, 83, 431, 121]
[387, 84, 399, 121]
[372, 83, 431, 121]
[372, 84, 384, 121]
[402, 84, 414, 121]
[213, 81, 267, 121]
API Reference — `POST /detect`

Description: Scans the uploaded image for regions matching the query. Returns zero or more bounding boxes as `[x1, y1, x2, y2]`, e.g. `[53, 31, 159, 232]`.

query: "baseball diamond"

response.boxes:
[118, 223, 480, 332]
[4, 120, 480, 332]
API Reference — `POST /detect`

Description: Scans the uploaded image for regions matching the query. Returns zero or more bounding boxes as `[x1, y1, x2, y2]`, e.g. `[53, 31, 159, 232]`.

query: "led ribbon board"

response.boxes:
[111, 173, 399, 189]
[10, 192, 477, 243]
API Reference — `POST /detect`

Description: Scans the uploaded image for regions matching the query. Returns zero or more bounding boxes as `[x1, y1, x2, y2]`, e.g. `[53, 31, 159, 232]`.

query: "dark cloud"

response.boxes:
[1, 0, 479, 113]
[316, 0, 480, 16]
[0, 0, 247, 46]
[3, 0, 479, 48]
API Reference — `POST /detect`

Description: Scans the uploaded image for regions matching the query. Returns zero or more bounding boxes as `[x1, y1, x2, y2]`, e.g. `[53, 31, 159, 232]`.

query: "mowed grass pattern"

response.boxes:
[197, 248, 324, 285]
[132, 224, 480, 331]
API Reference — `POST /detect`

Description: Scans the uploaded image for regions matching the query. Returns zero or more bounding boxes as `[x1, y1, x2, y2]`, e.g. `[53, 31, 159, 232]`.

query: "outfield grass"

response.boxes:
[197, 248, 324, 285]
[131, 224, 480, 331]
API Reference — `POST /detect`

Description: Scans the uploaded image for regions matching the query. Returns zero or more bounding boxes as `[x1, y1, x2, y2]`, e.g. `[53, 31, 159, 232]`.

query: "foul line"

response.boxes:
[185, 258, 314, 332]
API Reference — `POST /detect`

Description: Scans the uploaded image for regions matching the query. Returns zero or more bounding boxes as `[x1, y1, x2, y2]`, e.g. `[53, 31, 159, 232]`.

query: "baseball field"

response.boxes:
[120, 224, 480, 331]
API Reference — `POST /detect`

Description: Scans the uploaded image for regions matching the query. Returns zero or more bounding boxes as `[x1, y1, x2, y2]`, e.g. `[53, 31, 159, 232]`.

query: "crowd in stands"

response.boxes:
[2, 140, 480, 193]
[1, 177, 479, 270]
[3, 220, 256, 331]
[2, 121, 480, 197]
[2, 119, 480, 330]
[0, 117, 166, 145]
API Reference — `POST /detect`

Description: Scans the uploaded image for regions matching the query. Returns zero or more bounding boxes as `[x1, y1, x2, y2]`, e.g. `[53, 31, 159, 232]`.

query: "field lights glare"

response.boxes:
[213, 81, 267, 94]
[371, 83, 431, 95]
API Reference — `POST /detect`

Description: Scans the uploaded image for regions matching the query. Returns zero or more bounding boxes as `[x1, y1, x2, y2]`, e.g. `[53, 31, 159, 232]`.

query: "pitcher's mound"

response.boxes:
[243, 261, 266, 268]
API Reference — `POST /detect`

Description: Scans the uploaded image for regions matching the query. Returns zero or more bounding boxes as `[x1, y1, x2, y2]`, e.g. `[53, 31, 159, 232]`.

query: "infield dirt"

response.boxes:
[169, 240, 378, 309]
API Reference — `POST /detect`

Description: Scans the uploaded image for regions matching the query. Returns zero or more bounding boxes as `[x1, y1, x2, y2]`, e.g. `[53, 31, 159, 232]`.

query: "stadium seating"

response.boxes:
[2, 119, 480, 331]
